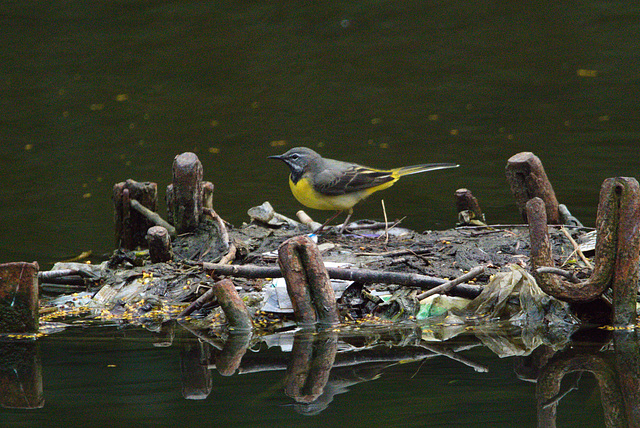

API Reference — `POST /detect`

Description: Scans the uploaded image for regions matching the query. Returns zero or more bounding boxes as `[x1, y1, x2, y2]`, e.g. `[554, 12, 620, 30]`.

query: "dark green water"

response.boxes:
[0, 326, 607, 427]
[1, 0, 639, 426]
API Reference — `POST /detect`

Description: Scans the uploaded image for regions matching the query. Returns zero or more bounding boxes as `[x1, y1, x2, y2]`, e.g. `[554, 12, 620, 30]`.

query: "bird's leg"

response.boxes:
[315, 210, 343, 234]
[339, 208, 354, 234]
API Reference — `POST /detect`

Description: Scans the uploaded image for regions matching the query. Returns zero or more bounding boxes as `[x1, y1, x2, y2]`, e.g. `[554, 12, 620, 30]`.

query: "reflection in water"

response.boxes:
[0, 340, 43, 409]
[3, 323, 640, 426]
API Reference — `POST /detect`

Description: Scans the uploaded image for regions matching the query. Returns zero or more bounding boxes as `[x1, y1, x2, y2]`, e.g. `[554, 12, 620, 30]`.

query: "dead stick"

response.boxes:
[560, 226, 593, 269]
[179, 287, 216, 317]
[204, 207, 230, 252]
[130, 199, 176, 237]
[201, 262, 482, 297]
[535, 267, 581, 283]
[417, 265, 485, 302]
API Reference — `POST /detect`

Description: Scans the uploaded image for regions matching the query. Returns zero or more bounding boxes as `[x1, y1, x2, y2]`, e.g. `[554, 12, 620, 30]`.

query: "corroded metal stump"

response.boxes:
[146, 226, 173, 263]
[528, 177, 640, 326]
[506, 152, 560, 224]
[167, 152, 204, 234]
[0, 262, 39, 333]
[113, 179, 158, 250]
[277, 236, 340, 327]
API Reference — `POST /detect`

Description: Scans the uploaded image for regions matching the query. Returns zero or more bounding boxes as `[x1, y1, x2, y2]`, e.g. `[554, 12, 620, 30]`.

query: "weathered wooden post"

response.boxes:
[506, 152, 560, 224]
[0, 261, 39, 333]
[278, 236, 340, 327]
[146, 226, 173, 263]
[113, 179, 158, 249]
[167, 152, 203, 234]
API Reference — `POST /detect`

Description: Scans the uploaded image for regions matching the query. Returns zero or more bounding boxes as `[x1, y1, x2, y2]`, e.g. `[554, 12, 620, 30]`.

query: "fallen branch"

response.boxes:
[535, 266, 581, 283]
[200, 262, 483, 297]
[560, 226, 593, 269]
[130, 198, 176, 237]
[204, 207, 236, 264]
[417, 265, 486, 302]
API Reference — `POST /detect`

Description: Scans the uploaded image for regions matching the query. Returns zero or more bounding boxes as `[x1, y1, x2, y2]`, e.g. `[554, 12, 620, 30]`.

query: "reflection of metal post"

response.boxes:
[527, 178, 640, 325]
[613, 330, 640, 425]
[536, 352, 625, 428]
[278, 236, 340, 327]
[284, 330, 338, 404]
[152, 320, 175, 347]
[180, 339, 212, 400]
[0, 341, 44, 409]
[0, 261, 39, 333]
[215, 332, 252, 376]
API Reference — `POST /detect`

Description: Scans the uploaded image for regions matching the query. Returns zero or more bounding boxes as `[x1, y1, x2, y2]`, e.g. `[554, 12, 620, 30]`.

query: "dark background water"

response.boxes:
[0, 0, 638, 425]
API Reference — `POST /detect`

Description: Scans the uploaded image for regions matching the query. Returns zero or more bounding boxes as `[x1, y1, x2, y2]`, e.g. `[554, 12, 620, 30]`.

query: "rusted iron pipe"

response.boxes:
[277, 236, 340, 327]
[168, 152, 204, 234]
[0, 261, 39, 333]
[528, 177, 639, 308]
[113, 179, 158, 250]
[610, 178, 640, 326]
[455, 188, 485, 225]
[212, 279, 253, 331]
[506, 152, 560, 224]
[146, 226, 173, 263]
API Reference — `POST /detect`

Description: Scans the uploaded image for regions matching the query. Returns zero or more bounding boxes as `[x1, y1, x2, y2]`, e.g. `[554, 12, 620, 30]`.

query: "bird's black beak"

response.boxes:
[268, 154, 283, 160]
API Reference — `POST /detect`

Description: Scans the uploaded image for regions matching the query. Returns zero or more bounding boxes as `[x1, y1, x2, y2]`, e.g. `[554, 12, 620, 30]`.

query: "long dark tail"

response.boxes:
[393, 163, 459, 177]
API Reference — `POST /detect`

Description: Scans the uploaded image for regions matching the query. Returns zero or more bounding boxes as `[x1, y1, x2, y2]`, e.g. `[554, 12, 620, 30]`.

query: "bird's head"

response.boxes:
[269, 147, 321, 182]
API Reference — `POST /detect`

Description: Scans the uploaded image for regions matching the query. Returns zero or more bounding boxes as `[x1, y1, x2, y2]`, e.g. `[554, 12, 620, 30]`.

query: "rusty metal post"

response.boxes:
[113, 179, 158, 249]
[212, 279, 253, 331]
[0, 262, 39, 333]
[278, 236, 340, 327]
[146, 226, 173, 263]
[167, 152, 203, 234]
[528, 178, 640, 326]
[506, 152, 560, 224]
[610, 178, 640, 326]
[202, 181, 214, 210]
[455, 188, 485, 225]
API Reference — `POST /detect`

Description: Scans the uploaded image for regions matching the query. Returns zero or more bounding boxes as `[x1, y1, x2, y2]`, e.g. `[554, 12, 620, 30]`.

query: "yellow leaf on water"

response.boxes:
[577, 69, 598, 77]
[115, 94, 129, 102]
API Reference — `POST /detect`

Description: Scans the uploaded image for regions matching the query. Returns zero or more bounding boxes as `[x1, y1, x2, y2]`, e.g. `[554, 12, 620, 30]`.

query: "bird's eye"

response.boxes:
[290, 153, 300, 160]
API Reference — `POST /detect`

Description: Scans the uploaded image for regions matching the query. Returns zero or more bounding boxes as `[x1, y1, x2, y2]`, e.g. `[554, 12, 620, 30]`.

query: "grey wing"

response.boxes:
[313, 162, 394, 196]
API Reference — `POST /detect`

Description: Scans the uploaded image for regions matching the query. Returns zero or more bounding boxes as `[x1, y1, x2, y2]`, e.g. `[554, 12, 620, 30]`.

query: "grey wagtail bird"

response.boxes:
[269, 147, 459, 233]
